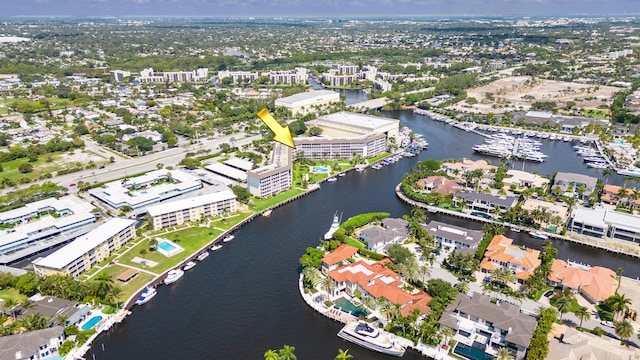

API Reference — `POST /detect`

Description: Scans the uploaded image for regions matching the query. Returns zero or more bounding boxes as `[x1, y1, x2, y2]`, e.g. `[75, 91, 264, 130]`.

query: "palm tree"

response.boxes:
[149, 238, 158, 250]
[496, 347, 513, 360]
[574, 306, 591, 328]
[20, 312, 50, 331]
[456, 281, 470, 295]
[606, 293, 632, 321]
[440, 326, 454, 347]
[602, 168, 612, 185]
[615, 319, 634, 345]
[554, 290, 574, 321]
[263, 350, 279, 360]
[335, 348, 353, 360]
[278, 345, 297, 360]
[92, 272, 115, 299]
[319, 277, 336, 298]
[302, 267, 321, 289]
[416, 264, 431, 285]
[362, 295, 377, 313]
[616, 267, 624, 293]
[3, 298, 18, 318]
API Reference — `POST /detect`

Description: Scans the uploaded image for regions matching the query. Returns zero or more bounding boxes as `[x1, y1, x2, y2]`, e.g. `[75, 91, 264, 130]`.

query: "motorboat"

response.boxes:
[618, 166, 640, 177]
[324, 211, 342, 240]
[135, 287, 157, 305]
[211, 244, 223, 251]
[197, 251, 209, 261]
[183, 261, 197, 271]
[164, 269, 184, 285]
[327, 177, 338, 182]
[337, 321, 405, 357]
[223, 235, 235, 242]
[338, 173, 346, 177]
[529, 230, 549, 240]
[263, 209, 272, 216]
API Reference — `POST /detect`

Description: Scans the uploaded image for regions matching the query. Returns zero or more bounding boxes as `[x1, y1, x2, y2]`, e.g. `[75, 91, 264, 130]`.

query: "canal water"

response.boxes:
[88, 91, 639, 360]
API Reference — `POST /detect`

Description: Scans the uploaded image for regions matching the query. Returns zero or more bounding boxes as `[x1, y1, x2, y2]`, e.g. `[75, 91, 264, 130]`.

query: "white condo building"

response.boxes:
[247, 143, 292, 198]
[293, 112, 399, 160]
[89, 169, 201, 210]
[0, 196, 96, 256]
[32, 218, 137, 278]
[147, 189, 237, 230]
[137, 68, 209, 83]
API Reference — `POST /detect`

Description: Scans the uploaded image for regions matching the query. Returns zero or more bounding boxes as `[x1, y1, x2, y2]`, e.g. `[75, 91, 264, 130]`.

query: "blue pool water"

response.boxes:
[333, 297, 368, 317]
[45, 356, 64, 360]
[158, 241, 177, 252]
[141, 191, 148, 194]
[453, 342, 494, 360]
[82, 316, 103, 331]
[313, 166, 329, 173]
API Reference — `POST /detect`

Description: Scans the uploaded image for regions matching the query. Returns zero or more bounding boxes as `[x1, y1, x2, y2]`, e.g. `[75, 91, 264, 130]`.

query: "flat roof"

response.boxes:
[223, 157, 254, 171]
[205, 163, 247, 181]
[146, 189, 236, 217]
[572, 207, 607, 227]
[275, 89, 339, 105]
[316, 111, 399, 133]
[32, 218, 136, 270]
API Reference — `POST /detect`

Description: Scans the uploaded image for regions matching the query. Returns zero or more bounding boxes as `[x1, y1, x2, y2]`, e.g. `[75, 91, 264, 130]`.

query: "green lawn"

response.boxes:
[0, 288, 28, 304]
[249, 188, 306, 212]
[118, 226, 223, 274]
[344, 237, 366, 249]
[92, 265, 155, 303]
[582, 109, 607, 119]
[367, 152, 392, 164]
[0, 154, 64, 182]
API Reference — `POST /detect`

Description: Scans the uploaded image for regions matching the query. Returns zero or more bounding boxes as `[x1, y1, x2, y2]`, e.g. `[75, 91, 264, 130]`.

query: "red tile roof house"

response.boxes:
[547, 259, 616, 304]
[321, 244, 358, 273]
[480, 235, 541, 283]
[327, 259, 432, 318]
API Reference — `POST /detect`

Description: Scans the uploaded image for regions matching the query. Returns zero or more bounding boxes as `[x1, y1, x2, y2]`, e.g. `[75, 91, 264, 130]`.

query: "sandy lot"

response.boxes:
[449, 76, 621, 114]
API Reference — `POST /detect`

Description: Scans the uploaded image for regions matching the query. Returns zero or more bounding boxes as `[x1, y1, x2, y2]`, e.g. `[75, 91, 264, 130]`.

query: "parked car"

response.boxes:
[543, 290, 554, 298]
[600, 320, 615, 328]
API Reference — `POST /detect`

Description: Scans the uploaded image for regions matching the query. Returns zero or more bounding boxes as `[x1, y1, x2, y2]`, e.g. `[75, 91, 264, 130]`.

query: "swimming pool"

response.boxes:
[453, 342, 494, 360]
[333, 297, 368, 317]
[156, 240, 184, 257]
[312, 166, 329, 173]
[81, 315, 103, 331]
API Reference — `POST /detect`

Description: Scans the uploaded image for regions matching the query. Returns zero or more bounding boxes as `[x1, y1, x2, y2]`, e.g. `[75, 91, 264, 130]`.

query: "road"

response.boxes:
[0, 132, 261, 195]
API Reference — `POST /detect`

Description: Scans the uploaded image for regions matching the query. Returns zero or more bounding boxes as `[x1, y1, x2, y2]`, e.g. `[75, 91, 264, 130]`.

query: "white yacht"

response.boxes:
[618, 166, 640, 177]
[529, 230, 549, 240]
[327, 177, 338, 182]
[164, 269, 184, 285]
[183, 261, 197, 271]
[223, 235, 235, 242]
[197, 251, 209, 261]
[135, 287, 157, 305]
[324, 211, 342, 240]
[337, 321, 405, 357]
[211, 244, 223, 251]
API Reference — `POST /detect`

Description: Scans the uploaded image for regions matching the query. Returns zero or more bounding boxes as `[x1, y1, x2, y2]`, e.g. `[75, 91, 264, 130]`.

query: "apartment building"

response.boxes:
[274, 89, 340, 115]
[247, 143, 292, 198]
[217, 70, 259, 83]
[32, 218, 137, 278]
[147, 189, 237, 230]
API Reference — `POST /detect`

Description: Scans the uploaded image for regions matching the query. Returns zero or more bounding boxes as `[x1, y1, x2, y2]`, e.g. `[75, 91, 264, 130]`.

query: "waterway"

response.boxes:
[88, 90, 639, 360]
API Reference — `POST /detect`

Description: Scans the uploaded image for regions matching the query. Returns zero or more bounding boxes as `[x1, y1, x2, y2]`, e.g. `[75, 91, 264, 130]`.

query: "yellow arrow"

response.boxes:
[257, 108, 296, 149]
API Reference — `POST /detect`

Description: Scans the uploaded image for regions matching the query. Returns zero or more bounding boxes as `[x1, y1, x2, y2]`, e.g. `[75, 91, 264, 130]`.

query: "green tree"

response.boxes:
[497, 347, 513, 360]
[574, 306, 590, 328]
[231, 185, 250, 204]
[264, 350, 279, 360]
[335, 348, 353, 360]
[179, 157, 201, 169]
[18, 163, 33, 174]
[278, 345, 297, 360]
[615, 319, 634, 345]
[91, 272, 115, 300]
[606, 293, 632, 321]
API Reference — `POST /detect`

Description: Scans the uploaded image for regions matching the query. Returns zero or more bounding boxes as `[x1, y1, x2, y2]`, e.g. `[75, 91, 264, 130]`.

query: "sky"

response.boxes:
[1, 0, 639, 17]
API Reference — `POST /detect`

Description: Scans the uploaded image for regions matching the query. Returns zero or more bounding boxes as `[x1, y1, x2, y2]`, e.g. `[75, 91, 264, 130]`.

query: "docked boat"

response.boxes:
[183, 261, 197, 271]
[618, 166, 640, 177]
[510, 225, 523, 233]
[135, 287, 157, 305]
[164, 269, 184, 285]
[327, 177, 338, 182]
[223, 235, 235, 242]
[211, 244, 223, 251]
[197, 251, 209, 261]
[529, 230, 549, 240]
[324, 211, 342, 240]
[338, 173, 346, 177]
[337, 321, 405, 357]
[263, 209, 272, 216]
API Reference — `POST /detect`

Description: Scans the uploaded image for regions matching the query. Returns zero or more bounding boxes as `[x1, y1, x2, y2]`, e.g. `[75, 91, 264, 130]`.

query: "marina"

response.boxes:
[89, 104, 640, 360]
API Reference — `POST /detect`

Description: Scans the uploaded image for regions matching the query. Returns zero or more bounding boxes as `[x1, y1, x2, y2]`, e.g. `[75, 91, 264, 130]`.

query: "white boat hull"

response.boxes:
[337, 323, 405, 357]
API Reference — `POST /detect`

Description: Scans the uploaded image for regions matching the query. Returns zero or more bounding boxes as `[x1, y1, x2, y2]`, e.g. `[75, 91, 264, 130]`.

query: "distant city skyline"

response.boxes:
[1, 0, 639, 18]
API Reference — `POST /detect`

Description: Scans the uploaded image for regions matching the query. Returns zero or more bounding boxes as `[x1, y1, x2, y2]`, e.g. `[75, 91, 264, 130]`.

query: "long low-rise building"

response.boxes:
[89, 169, 201, 210]
[32, 218, 137, 278]
[0, 196, 96, 255]
[293, 132, 387, 160]
[274, 89, 340, 115]
[247, 143, 292, 198]
[147, 189, 237, 230]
